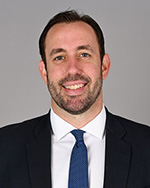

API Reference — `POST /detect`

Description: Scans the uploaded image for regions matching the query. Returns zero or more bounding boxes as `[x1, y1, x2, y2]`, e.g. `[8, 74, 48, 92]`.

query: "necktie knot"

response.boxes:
[71, 129, 85, 142]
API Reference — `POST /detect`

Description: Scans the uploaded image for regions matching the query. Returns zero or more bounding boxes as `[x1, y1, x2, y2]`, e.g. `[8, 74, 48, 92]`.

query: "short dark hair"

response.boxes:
[39, 10, 105, 66]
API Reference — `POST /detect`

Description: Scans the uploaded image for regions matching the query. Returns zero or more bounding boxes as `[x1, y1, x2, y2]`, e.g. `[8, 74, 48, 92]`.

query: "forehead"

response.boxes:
[45, 21, 99, 49]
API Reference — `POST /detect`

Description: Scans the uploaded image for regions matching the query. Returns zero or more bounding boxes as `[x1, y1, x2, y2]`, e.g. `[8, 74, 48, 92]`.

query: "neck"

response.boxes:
[51, 93, 103, 129]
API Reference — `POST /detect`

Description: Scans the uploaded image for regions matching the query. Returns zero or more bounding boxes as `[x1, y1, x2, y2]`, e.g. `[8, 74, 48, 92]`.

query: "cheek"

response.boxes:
[83, 64, 101, 79]
[47, 66, 66, 81]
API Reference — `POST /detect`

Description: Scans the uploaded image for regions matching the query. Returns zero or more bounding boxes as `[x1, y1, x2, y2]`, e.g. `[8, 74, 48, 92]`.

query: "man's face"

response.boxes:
[40, 21, 108, 115]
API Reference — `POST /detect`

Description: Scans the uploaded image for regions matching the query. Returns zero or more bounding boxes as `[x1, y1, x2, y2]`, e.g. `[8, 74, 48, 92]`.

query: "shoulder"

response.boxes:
[0, 112, 50, 142]
[115, 113, 150, 134]
[0, 112, 50, 171]
[106, 109, 150, 143]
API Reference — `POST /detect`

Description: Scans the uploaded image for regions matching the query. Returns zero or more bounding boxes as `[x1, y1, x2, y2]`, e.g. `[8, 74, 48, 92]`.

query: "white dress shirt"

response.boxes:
[50, 106, 106, 188]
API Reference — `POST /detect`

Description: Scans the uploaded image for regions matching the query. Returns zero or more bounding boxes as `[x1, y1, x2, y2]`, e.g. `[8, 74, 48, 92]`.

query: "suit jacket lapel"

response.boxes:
[25, 109, 131, 188]
[26, 112, 52, 188]
[104, 110, 131, 188]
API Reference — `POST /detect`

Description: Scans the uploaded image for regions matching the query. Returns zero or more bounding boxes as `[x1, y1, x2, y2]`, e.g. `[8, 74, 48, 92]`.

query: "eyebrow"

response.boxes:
[49, 48, 66, 57]
[77, 45, 94, 53]
[49, 45, 94, 57]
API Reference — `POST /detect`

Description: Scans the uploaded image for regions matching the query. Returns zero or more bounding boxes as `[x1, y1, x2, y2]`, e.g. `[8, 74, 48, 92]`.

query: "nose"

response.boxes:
[66, 56, 82, 74]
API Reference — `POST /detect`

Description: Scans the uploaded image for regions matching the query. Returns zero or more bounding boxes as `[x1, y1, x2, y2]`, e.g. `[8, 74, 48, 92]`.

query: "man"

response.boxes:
[0, 10, 150, 188]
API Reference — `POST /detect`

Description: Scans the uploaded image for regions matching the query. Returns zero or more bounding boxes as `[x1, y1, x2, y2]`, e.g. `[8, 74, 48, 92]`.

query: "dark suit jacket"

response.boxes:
[0, 109, 150, 188]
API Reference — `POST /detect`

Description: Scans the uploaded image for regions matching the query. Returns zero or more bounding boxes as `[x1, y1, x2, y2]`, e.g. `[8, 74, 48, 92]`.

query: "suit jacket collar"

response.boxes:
[104, 108, 131, 188]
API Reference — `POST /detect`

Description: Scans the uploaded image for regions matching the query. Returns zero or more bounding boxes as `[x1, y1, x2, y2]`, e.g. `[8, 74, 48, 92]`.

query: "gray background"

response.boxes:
[0, 0, 150, 127]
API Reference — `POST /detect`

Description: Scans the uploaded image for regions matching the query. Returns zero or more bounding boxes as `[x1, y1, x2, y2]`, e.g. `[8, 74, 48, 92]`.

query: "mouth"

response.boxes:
[61, 81, 88, 96]
[63, 83, 87, 90]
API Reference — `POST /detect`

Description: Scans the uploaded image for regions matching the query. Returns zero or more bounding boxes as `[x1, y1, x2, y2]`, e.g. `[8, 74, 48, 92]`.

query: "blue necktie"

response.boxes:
[68, 129, 89, 188]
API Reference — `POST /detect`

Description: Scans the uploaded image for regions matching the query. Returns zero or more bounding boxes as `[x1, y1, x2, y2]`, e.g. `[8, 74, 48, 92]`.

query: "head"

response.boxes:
[39, 10, 110, 116]
[39, 10, 105, 68]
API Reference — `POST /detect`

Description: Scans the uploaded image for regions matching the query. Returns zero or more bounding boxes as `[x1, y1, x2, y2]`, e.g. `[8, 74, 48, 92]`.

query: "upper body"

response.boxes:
[1, 10, 150, 188]
[0, 108, 150, 188]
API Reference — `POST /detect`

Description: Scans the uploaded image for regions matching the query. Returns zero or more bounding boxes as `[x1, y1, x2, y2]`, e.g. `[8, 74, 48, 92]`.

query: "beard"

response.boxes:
[47, 72, 103, 115]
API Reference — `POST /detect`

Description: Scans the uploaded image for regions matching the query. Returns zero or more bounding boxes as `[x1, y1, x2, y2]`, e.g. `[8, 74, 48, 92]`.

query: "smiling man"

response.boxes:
[39, 20, 110, 126]
[1, 10, 150, 188]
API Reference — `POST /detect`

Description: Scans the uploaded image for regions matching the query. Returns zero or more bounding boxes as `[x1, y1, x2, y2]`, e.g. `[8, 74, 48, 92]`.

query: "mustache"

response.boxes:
[59, 73, 91, 85]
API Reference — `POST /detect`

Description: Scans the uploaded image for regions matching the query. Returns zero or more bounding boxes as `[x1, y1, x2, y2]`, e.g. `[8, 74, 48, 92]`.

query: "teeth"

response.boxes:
[64, 84, 84, 90]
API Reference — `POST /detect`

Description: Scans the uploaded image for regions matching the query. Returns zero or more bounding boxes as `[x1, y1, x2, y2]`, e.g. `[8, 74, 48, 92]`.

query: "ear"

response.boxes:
[39, 60, 47, 85]
[102, 53, 111, 80]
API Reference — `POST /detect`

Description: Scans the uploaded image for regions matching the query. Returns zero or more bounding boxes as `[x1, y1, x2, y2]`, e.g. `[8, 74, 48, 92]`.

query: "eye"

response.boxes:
[80, 53, 90, 58]
[54, 56, 65, 61]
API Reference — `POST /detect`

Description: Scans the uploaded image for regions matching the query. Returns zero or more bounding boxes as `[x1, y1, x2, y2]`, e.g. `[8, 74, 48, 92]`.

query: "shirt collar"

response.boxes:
[50, 105, 106, 140]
